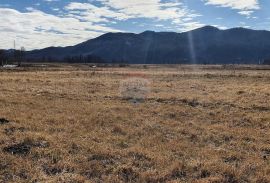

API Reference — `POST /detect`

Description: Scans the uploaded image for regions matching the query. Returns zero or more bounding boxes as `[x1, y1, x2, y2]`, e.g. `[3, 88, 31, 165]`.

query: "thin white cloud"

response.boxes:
[177, 21, 205, 32]
[204, 0, 259, 10]
[25, 7, 35, 11]
[203, 0, 260, 16]
[43, 0, 59, 2]
[98, 0, 190, 21]
[65, 2, 130, 22]
[238, 10, 253, 16]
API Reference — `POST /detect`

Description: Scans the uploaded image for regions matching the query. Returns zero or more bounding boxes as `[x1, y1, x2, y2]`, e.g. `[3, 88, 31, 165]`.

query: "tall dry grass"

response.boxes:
[0, 65, 270, 182]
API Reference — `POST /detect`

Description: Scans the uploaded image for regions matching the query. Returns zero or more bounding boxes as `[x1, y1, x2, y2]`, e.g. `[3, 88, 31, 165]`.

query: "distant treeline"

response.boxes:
[26, 55, 106, 63]
[25, 54, 131, 64]
[0, 48, 25, 66]
[21, 56, 270, 65]
[0, 50, 109, 64]
[2, 48, 270, 65]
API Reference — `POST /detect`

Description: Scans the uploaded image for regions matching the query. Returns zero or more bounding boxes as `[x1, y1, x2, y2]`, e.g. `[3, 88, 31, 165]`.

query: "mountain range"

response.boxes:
[26, 26, 270, 64]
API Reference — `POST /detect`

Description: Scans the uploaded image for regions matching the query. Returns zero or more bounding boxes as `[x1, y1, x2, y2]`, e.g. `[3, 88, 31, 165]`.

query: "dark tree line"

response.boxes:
[29, 54, 106, 63]
[0, 47, 26, 66]
[63, 55, 105, 63]
[0, 50, 6, 66]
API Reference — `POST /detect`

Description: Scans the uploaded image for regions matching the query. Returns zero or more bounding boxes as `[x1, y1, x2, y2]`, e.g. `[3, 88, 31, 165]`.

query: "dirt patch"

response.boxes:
[0, 118, 9, 125]
[4, 127, 26, 135]
[3, 142, 31, 155]
[129, 152, 154, 170]
[3, 139, 49, 155]
[42, 164, 64, 176]
[88, 154, 117, 165]
[31, 140, 50, 148]
[4, 127, 16, 135]
[118, 167, 139, 182]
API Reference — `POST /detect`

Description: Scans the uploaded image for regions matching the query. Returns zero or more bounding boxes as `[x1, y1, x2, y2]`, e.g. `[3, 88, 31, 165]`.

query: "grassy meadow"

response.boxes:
[0, 64, 270, 182]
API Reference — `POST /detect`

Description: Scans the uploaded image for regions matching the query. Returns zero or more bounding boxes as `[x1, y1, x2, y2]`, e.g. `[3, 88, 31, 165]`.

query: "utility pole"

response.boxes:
[13, 40, 16, 65]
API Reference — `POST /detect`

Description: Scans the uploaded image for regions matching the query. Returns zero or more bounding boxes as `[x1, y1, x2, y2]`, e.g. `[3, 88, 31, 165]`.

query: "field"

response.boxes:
[0, 64, 270, 182]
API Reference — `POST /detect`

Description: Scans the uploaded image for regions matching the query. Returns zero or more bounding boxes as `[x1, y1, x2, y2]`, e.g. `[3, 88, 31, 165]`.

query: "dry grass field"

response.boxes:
[0, 64, 270, 182]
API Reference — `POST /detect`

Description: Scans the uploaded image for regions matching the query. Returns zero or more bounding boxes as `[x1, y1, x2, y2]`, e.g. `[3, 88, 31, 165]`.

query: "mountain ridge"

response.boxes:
[26, 26, 270, 64]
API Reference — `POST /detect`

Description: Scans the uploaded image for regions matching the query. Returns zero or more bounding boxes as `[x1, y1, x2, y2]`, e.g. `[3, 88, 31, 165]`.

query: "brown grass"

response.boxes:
[0, 64, 270, 182]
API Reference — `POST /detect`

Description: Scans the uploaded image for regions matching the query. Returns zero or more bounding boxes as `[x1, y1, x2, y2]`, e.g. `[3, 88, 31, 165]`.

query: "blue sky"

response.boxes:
[0, 0, 269, 50]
